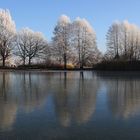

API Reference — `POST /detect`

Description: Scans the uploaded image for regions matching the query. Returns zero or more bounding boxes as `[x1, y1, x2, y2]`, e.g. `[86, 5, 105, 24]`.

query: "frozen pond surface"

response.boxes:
[0, 71, 140, 140]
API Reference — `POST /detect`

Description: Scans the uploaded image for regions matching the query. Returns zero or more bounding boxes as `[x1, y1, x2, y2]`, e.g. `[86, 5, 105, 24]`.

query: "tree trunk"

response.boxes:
[80, 62, 83, 69]
[80, 60, 83, 69]
[23, 58, 25, 66]
[80, 47, 84, 70]
[29, 58, 31, 66]
[64, 53, 67, 70]
[2, 58, 5, 67]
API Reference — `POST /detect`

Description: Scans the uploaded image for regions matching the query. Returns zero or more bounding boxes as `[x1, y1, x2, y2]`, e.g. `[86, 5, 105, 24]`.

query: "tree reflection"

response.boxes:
[0, 102, 17, 130]
[104, 74, 140, 119]
[53, 72, 98, 127]
[17, 72, 48, 113]
[0, 71, 101, 130]
[0, 72, 49, 130]
[0, 73, 17, 130]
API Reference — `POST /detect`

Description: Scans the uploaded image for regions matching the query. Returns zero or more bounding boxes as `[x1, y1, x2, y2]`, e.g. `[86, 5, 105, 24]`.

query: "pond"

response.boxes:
[0, 71, 140, 140]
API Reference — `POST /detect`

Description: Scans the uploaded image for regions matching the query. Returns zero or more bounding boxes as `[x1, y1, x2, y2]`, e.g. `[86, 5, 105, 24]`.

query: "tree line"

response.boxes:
[105, 21, 140, 61]
[1, 9, 140, 70]
[94, 20, 140, 70]
[0, 9, 101, 69]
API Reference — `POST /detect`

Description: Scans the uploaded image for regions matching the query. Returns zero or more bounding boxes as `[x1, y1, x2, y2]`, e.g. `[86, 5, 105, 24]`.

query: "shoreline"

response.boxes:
[0, 68, 94, 72]
[0, 68, 140, 73]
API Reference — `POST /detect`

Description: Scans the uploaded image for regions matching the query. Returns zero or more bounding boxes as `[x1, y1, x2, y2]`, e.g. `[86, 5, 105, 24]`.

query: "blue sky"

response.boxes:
[1, 0, 140, 52]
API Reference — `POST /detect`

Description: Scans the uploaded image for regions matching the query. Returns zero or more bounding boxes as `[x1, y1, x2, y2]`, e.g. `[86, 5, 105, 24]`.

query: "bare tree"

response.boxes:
[52, 15, 71, 69]
[106, 21, 140, 61]
[0, 9, 16, 67]
[72, 18, 98, 68]
[15, 28, 47, 65]
[15, 29, 29, 65]
[106, 22, 121, 60]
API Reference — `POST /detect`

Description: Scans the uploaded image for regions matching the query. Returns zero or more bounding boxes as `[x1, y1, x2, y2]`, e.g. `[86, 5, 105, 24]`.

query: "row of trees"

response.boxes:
[2, 9, 140, 69]
[0, 9, 48, 67]
[106, 20, 140, 61]
[52, 15, 101, 69]
[0, 9, 101, 69]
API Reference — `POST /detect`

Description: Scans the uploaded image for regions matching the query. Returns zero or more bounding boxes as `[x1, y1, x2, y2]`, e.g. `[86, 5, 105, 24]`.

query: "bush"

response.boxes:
[93, 60, 140, 71]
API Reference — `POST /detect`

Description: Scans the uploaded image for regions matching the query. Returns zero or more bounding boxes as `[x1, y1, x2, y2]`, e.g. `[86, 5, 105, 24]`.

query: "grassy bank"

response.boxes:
[0, 64, 94, 71]
[3, 61, 140, 71]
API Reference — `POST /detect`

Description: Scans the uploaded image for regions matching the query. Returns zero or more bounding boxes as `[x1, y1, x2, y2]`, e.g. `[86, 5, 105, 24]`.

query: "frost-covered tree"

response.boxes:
[52, 15, 71, 69]
[15, 29, 29, 65]
[127, 24, 140, 60]
[121, 21, 130, 58]
[0, 9, 16, 67]
[120, 21, 140, 60]
[72, 18, 98, 68]
[106, 22, 121, 60]
[106, 21, 140, 61]
[15, 28, 47, 65]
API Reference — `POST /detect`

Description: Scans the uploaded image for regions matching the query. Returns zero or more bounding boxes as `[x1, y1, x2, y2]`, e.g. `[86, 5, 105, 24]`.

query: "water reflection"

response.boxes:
[0, 72, 140, 140]
[53, 72, 98, 127]
[1, 71, 140, 137]
[0, 72, 100, 131]
[0, 73, 17, 130]
[99, 72, 140, 119]
[0, 101, 17, 130]
[0, 72, 49, 130]
[15, 72, 48, 113]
